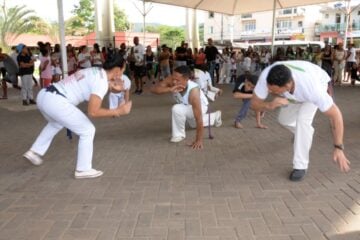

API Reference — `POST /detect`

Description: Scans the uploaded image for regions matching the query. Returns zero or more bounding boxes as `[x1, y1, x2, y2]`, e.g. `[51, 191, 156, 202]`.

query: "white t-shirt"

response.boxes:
[194, 69, 208, 93]
[78, 52, 92, 68]
[108, 74, 131, 109]
[133, 44, 145, 66]
[254, 61, 333, 112]
[54, 68, 108, 106]
[347, 47, 356, 62]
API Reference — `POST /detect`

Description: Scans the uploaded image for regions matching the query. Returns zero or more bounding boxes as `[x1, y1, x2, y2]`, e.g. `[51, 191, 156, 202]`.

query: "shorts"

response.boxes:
[134, 65, 146, 78]
[346, 62, 355, 71]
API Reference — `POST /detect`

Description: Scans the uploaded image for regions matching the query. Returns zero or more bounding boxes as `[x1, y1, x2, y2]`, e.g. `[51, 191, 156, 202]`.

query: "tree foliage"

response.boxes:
[67, 0, 130, 36]
[0, 5, 35, 50]
[146, 25, 185, 50]
[114, 5, 130, 32]
[69, 0, 94, 34]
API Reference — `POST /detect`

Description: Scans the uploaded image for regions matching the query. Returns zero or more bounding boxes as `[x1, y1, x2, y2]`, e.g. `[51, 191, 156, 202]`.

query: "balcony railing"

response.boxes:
[315, 22, 360, 35]
[240, 27, 304, 36]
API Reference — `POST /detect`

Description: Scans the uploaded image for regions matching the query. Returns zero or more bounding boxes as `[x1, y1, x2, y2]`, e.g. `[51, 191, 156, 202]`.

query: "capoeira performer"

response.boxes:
[23, 54, 132, 179]
[193, 68, 222, 102]
[151, 65, 222, 149]
[251, 61, 350, 181]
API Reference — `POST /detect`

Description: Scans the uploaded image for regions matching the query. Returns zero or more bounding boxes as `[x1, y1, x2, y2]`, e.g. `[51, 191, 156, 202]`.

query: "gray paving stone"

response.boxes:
[1, 86, 360, 239]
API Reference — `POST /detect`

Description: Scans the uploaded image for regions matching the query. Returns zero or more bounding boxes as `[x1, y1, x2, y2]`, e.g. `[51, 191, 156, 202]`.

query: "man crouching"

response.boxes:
[151, 66, 222, 150]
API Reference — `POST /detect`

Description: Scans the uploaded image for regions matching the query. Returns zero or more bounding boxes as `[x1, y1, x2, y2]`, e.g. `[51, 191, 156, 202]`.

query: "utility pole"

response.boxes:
[220, 14, 224, 44]
[133, 0, 153, 45]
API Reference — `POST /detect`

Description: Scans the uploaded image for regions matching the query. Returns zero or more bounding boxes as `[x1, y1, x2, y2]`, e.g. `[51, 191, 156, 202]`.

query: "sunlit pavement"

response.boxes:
[0, 84, 359, 240]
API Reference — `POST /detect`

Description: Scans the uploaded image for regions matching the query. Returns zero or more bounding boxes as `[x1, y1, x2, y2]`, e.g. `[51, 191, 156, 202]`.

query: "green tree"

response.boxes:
[0, 4, 35, 50]
[67, 0, 130, 35]
[70, 0, 95, 33]
[114, 5, 130, 31]
[145, 25, 185, 49]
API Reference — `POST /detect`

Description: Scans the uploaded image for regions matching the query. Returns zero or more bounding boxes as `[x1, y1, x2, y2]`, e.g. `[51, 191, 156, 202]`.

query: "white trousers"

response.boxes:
[171, 104, 217, 138]
[108, 92, 124, 110]
[30, 89, 95, 171]
[278, 102, 318, 170]
[20, 74, 33, 100]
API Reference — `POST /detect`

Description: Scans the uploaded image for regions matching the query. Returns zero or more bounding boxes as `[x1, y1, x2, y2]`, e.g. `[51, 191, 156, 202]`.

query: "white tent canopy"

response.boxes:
[143, 0, 339, 15]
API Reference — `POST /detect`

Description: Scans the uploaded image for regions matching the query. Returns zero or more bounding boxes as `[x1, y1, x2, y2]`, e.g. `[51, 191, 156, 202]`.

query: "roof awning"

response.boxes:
[142, 0, 338, 15]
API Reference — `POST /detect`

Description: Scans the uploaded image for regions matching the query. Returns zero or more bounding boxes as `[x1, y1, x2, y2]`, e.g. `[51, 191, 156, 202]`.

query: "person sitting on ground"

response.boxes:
[150, 65, 222, 150]
[233, 73, 267, 129]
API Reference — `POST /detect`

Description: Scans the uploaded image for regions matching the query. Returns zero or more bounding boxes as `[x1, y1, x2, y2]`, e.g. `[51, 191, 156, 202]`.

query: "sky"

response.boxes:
[8, 0, 204, 26]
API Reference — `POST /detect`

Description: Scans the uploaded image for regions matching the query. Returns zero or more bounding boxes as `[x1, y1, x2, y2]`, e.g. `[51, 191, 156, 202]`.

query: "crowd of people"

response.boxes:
[0, 37, 353, 181]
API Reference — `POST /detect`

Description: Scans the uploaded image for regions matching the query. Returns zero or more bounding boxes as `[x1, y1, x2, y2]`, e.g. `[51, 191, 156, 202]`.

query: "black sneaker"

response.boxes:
[29, 99, 36, 104]
[289, 169, 306, 182]
[22, 100, 29, 106]
[134, 89, 139, 94]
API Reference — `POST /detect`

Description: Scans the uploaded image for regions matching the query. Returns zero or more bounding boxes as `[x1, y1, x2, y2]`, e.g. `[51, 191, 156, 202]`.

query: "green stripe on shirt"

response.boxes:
[284, 63, 305, 72]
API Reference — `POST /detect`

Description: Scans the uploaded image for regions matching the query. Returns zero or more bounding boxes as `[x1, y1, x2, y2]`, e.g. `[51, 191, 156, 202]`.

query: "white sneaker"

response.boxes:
[214, 110, 222, 127]
[23, 150, 43, 166]
[74, 169, 103, 179]
[170, 136, 185, 143]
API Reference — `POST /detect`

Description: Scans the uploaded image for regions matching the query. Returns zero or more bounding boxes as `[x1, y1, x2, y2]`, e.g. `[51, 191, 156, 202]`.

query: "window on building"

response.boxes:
[298, 21, 303, 27]
[294, 8, 297, 14]
[209, 12, 214, 18]
[277, 20, 292, 29]
[241, 13, 252, 18]
[283, 8, 292, 14]
[209, 26, 214, 34]
[325, 13, 329, 18]
[243, 21, 256, 31]
[335, 13, 341, 23]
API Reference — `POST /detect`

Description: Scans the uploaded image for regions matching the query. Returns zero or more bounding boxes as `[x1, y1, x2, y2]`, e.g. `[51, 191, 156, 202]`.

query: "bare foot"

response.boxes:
[234, 122, 243, 129]
[256, 124, 268, 129]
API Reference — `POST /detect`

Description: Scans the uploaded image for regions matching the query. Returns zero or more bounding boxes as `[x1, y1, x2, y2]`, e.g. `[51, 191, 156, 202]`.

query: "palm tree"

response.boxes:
[0, 3, 35, 51]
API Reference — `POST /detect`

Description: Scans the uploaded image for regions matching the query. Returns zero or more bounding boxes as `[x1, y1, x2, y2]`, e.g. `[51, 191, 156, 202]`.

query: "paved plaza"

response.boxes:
[0, 84, 359, 240]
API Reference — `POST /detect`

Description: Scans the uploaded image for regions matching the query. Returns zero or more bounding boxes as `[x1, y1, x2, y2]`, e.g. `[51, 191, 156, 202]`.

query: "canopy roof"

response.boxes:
[143, 0, 339, 15]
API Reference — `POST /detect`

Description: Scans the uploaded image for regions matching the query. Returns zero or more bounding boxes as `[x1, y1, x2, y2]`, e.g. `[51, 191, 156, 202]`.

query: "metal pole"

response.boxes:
[343, 0, 351, 49]
[221, 14, 224, 44]
[57, 0, 68, 77]
[270, 0, 277, 57]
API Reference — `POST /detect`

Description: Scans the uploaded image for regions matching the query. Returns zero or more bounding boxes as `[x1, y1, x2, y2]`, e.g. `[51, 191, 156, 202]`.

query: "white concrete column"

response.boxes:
[95, 0, 115, 48]
[192, 10, 200, 49]
[57, 0, 68, 77]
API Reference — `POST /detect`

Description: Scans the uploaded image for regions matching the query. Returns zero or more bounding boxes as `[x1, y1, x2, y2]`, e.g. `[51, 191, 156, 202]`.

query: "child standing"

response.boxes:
[233, 73, 267, 129]
[39, 48, 52, 88]
[51, 59, 62, 83]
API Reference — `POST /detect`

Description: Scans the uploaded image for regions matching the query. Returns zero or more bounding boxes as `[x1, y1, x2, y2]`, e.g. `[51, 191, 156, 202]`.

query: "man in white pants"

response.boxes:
[251, 61, 350, 181]
[151, 66, 222, 150]
[23, 56, 132, 179]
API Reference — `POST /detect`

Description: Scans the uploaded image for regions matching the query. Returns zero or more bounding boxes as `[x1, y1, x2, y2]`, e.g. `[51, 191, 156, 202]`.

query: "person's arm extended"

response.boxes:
[88, 94, 132, 118]
[251, 94, 288, 111]
[150, 76, 184, 95]
[189, 88, 204, 150]
[323, 104, 350, 172]
[233, 92, 252, 99]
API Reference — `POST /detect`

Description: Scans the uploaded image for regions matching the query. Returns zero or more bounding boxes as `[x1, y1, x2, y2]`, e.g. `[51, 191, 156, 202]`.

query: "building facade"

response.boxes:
[316, 3, 360, 45]
[204, 5, 322, 45]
